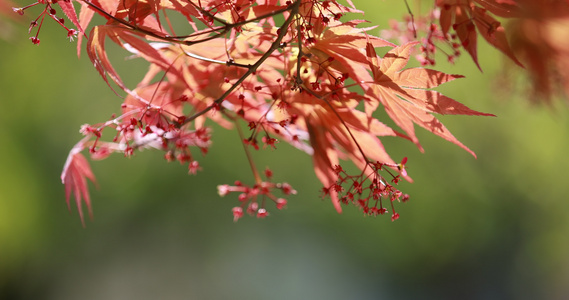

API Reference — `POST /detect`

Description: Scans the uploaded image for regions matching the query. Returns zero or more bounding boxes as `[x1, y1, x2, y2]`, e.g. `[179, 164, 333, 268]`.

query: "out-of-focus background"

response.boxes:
[1, 1, 569, 299]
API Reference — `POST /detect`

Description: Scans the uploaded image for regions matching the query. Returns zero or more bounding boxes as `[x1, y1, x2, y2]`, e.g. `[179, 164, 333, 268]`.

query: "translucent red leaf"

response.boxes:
[76, 1, 94, 57]
[454, 7, 481, 70]
[437, 0, 522, 69]
[86, 25, 129, 91]
[306, 121, 342, 213]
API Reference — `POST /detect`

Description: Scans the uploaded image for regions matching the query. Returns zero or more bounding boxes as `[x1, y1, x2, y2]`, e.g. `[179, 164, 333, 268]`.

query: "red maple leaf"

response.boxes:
[57, 0, 84, 33]
[437, 0, 523, 69]
[61, 138, 97, 226]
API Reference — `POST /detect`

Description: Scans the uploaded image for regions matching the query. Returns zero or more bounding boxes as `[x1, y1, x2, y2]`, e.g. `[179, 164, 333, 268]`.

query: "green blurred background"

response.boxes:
[1, 1, 569, 299]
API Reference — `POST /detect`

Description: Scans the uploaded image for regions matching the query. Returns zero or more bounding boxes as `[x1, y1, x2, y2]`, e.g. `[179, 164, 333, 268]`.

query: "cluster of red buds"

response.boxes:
[325, 159, 410, 221]
[218, 168, 296, 222]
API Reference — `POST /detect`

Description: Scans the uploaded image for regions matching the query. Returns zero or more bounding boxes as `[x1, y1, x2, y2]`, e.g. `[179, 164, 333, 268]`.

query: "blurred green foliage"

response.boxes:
[1, 1, 569, 299]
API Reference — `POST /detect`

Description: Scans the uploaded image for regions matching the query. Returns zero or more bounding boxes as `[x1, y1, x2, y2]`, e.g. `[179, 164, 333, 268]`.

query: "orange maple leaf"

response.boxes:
[302, 19, 395, 85]
[365, 41, 494, 157]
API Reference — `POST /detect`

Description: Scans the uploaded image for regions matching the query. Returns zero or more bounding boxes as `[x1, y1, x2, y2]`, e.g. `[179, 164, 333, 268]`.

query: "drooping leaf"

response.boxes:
[437, 0, 523, 69]
[453, 6, 481, 70]
[86, 25, 126, 91]
[61, 139, 97, 226]
[472, 6, 524, 67]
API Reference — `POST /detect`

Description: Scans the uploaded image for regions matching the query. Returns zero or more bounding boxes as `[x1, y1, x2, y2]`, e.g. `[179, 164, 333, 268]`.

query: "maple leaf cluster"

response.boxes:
[19, 0, 566, 225]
